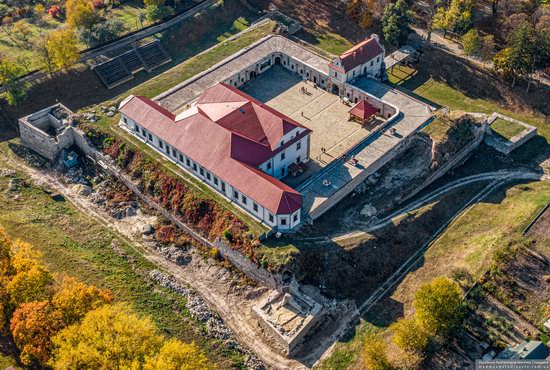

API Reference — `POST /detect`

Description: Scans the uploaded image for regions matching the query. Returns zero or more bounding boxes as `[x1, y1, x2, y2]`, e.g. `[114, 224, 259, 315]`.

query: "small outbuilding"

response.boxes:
[348, 99, 378, 125]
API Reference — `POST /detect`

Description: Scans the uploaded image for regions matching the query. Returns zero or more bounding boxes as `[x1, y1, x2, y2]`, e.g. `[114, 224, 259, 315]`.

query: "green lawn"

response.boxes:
[111, 1, 150, 33]
[387, 66, 547, 133]
[0, 143, 244, 368]
[490, 118, 527, 140]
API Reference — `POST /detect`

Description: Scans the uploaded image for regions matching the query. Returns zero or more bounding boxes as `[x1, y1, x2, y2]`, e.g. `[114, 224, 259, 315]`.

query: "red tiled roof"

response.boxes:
[119, 84, 308, 215]
[349, 99, 378, 120]
[338, 37, 384, 72]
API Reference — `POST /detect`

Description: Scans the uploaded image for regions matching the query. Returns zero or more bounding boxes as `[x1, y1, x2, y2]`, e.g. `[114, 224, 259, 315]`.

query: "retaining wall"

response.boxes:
[70, 128, 281, 289]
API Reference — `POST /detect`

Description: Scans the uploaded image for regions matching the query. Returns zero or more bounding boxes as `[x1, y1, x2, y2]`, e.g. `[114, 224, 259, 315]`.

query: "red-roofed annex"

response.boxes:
[119, 83, 311, 230]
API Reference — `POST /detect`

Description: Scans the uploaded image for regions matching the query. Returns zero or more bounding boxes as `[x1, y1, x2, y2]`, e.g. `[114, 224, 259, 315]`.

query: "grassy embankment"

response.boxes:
[0, 142, 247, 368]
[317, 65, 550, 369]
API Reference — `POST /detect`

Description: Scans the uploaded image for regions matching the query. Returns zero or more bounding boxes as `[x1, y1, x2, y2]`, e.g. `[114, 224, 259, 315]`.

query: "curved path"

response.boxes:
[330, 170, 544, 243]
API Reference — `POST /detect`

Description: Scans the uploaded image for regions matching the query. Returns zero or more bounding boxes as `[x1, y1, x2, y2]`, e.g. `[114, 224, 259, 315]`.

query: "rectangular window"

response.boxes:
[172, 148, 177, 157]
[123, 117, 128, 124]
[221, 182, 226, 192]
[281, 152, 285, 160]
[296, 156, 301, 163]
[253, 203, 258, 212]
[267, 162, 272, 170]
[206, 172, 211, 181]
[186, 158, 191, 167]
[179, 154, 183, 162]
[334, 71, 337, 77]
[214, 177, 218, 186]
[242, 196, 247, 205]
[370, 60, 373, 66]
[233, 190, 239, 200]
[281, 218, 287, 226]
[199, 167, 204, 176]
[148, 133, 152, 141]
[141, 128, 146, 136]
[159, 141, 164, 149]
[268, 214, 274, 223]
[293, 213, 298, 222]
[296, 141, 301, 150]
[377, 56, 380, 62]
[192, 163, 197, 172]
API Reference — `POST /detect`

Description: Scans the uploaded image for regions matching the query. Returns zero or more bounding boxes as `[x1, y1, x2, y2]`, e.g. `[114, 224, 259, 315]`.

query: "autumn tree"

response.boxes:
[461, 28, 481, 56]
[6, 241, 52, 306]
[144, 339, 211, 370]
[480, 34, 495, 64]
[390, 317, 430, 354]
[66, 0, 97, 28]
[10, 301, 64, 366]
[362, 334, 395, 370]
[50, 303, 164, 369]
[45, 28, 80, 71]
[433, 0, 475, 36]
[382, 0, 413, 46]
[51, 275, 113, 325]
[413, 277, 463, 336]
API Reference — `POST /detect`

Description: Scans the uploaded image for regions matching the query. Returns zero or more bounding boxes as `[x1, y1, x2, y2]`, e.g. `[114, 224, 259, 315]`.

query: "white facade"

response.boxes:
[120, 115, 304, 230]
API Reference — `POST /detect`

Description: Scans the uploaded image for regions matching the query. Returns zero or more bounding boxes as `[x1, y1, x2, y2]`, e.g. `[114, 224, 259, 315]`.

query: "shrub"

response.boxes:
[209, 247, 219, 260]
[223, 229, 233, 242]
[48, 5, 61, 18]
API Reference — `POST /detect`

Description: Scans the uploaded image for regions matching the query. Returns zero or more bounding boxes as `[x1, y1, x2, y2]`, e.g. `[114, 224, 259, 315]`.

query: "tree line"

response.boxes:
[0, 228, 212, 369]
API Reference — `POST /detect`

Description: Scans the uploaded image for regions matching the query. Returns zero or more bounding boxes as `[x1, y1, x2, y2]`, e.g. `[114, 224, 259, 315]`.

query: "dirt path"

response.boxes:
[4, 154, 313, 370]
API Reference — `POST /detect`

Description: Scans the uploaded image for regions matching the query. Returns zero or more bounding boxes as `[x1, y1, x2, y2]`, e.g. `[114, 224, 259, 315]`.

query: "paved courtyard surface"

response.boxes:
[299, 77, 434, 219]
[242, 65, 380, 187]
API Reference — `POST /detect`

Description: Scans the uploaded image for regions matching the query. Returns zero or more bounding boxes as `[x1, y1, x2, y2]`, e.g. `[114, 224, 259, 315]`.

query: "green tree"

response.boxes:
[507, 22, 537, 87]
[381, 0, 413, 46]
[390, 317, 430, 353]
[145, 4, 173, 22]
[461, 28, 481, 56]
[50, 303, 164, 369]
[413, 277, 463, 336]
[0, 58, 29, 105]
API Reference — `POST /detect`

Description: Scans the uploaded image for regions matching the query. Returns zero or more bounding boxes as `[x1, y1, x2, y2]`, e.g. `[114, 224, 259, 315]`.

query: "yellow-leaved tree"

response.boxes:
[66, 0, 96, 28]
[6, 240, 52, 306]
[50, 303, 164, 369]
[144, 339, 211, 370]
[45, 28, 80, 72]
[52, 275, 113, 325]
[413, 277, 463, 336]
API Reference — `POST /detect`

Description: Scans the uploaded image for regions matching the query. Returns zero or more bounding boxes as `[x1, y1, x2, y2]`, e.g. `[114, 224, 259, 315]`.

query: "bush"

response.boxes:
[209, 247, 220, 260]
[223, 229, 233, 242]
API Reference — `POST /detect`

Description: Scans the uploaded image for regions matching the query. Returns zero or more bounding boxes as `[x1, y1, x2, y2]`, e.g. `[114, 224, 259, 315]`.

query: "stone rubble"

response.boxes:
[149, 270, 265, 370]
[0, 168, 16, 178]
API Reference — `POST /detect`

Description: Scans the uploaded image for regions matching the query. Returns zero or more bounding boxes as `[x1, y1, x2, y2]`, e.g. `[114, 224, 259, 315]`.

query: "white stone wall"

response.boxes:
[121, 116, 298, 230]
[224, 52, 330, 90]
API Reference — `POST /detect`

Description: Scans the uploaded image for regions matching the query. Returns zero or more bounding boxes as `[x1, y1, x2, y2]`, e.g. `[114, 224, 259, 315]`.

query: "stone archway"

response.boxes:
[274, 56, 281, 65]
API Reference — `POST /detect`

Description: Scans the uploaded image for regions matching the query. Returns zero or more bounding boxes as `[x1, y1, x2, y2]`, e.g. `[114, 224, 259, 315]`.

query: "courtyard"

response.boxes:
[241, 65, 382, 187]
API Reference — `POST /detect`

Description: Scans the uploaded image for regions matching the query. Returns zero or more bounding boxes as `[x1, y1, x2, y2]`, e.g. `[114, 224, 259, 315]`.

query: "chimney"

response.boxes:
[370, 34, 379, 42]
